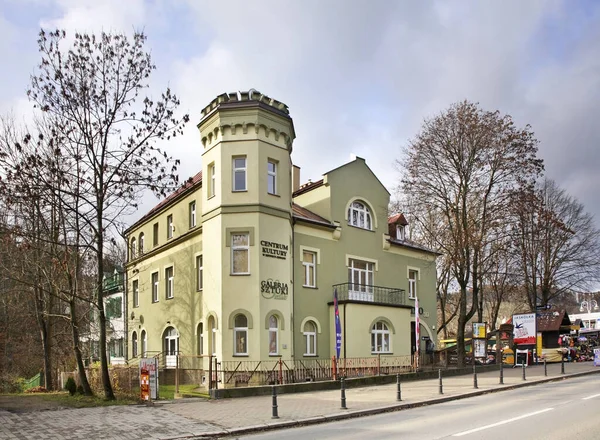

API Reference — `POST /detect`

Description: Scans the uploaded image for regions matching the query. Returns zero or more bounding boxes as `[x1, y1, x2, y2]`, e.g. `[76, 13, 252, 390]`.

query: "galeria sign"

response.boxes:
[261, 279, 289, 300]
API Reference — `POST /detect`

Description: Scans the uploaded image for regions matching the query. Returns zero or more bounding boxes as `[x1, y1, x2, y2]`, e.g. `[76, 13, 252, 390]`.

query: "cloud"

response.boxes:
[2, 0, 600, 225]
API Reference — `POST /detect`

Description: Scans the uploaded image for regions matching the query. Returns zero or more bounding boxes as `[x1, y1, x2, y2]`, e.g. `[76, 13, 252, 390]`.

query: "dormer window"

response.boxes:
[348, 201, 372, 230]
[396, 225, 405, 240]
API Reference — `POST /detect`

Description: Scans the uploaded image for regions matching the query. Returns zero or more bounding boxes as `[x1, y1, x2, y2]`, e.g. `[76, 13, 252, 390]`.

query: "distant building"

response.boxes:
[124, 90, 438, 373]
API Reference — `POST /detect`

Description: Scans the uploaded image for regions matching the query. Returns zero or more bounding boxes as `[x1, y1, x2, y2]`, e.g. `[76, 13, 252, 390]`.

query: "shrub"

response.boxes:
[77, 385, 84, 395]
[65, 377, 76, 396]
[24, 386, 47, 393]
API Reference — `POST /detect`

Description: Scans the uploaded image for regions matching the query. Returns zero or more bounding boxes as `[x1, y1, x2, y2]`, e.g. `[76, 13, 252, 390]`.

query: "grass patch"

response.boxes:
[0, 391, 139, 412]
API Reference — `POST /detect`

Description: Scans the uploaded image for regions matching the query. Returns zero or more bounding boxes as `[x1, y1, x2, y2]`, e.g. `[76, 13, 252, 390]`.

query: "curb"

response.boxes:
[166, 368, 600, 439]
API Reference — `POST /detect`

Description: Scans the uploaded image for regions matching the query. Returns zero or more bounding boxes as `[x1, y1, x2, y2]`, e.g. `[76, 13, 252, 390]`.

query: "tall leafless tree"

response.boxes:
[513, 178, 600, 309]
[399, 101, 543, 366]
[0, 29, 188, 399]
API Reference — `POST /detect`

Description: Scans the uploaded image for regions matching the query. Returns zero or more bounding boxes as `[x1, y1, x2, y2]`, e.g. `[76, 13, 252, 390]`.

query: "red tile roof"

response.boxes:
[292, 179, 324, 197]
[292, 203, 334, 227]
[125, 171, 202, 233]
[388, 213, 408, 225]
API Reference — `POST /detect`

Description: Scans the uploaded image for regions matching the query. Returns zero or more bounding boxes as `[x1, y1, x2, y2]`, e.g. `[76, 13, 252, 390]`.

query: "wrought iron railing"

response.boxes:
[333, 283, 407, 306]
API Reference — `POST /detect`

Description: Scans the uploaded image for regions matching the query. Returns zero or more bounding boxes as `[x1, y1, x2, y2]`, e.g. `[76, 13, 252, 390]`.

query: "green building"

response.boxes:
[125, 90, 438, 384]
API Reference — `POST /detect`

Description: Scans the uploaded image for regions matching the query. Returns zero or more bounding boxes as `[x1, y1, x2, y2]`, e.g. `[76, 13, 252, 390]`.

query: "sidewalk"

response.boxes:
[2, 362, 599, 440]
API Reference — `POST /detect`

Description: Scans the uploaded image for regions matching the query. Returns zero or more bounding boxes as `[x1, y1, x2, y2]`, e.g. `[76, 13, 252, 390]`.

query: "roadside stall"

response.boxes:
[537, 310, 573, 362]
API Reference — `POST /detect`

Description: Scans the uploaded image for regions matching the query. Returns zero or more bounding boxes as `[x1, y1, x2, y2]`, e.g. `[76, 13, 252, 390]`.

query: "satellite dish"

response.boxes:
[139, 315, 144, 325]
[130, 311, 135, 320]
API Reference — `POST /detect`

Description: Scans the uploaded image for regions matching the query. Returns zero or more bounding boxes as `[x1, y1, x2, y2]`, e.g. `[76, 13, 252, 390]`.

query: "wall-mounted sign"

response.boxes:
[410, 307, 424, 315]
[260, 240, 288, 260]
[261, 279, 289, 300]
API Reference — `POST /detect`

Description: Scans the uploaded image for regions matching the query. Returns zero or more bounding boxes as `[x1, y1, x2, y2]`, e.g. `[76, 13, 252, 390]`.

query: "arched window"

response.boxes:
[138, 233, 145, 255]
[348, 201, 372, 230]
[130, 237, 137, 259]
[268, 315, 278, 356]
[371, 321, 391, 353]
[234, 314, 248, 355]
[198, 323, 204, 356]
[132, 331, 138, 358]
[163, 326, 179, 368]
[208, 316, 216, 356]
[303, 320, 317, 356]
[141, 330, 147, 357]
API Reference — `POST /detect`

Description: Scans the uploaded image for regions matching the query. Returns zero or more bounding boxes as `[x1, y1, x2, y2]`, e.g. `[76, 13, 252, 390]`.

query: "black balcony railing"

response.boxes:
[333, 283, 407, 306]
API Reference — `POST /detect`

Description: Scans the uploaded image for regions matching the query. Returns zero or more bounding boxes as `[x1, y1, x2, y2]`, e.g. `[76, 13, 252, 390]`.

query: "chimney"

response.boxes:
[292, 165, 301, 193]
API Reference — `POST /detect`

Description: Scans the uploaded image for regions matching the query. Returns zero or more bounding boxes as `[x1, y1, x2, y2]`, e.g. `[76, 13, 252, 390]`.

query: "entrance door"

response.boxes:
[164, 327, 178, 368]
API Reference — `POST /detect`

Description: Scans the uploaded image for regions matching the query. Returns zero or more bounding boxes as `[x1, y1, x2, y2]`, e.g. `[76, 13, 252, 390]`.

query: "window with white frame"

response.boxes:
[167, 214, 173, 239]
[348, 258, 374, 300]
[347, 201, 372, 230]
[141, 330, 147, 357]
[371, 321, 391, 353]
[208, 162, 216, 198]
[153, 222, 159, 246]
[233, 314, 248, 355]
[231, 233, 250, 274]
[396, 225, 405, 240]
[232, 157, 247, 191]
[198, 323, 203, 355]
[132, 279, 139, 308]
[408, 269, 418, 299]
[138, 233, 145, 255]
[303, 320, 317, 356]
[267, 160, 277, 195]
[130, 237, 137, 259]
[268, 315, 278, 355]
[196, 255, 203, 291]
[132, 331, 138, 357]
[302, 251, 317, 287]
[151, 272, 159, 303]
[165, 266, 174, 299]
[189, 201, 196, 228]
[209, 316, 217, 356]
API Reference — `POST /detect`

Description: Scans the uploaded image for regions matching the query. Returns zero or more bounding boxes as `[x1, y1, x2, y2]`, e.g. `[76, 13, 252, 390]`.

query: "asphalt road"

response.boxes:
[239, 375, 600, 440]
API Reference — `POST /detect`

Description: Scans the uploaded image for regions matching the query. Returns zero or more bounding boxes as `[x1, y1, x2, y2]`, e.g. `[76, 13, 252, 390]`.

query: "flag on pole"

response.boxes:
[334, 288, 342, 360]
[415, 295, 420, 370]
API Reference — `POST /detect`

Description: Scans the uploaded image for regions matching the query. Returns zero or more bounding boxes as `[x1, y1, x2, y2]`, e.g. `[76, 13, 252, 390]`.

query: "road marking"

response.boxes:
[582, 393, 600, 400]
[452, 408, 554, 437]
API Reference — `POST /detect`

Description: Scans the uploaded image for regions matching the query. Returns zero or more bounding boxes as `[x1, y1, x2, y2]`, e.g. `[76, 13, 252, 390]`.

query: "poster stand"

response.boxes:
[515, 349, 529, 367]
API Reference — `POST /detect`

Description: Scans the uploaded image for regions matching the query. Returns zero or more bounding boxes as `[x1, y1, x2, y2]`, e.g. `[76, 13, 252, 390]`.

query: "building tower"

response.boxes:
[198, 90, 296, 362]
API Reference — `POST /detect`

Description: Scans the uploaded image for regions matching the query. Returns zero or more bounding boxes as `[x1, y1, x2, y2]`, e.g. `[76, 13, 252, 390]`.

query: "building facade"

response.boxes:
[125, 90, 438, 374]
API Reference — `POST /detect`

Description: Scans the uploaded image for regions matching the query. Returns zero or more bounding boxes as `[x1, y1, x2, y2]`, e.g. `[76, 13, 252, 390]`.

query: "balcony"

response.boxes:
[333, 283, 407, 307]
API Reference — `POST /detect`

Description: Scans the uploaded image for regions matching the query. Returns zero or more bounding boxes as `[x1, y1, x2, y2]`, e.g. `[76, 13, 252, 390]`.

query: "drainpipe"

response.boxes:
[291, 216, 295, 360]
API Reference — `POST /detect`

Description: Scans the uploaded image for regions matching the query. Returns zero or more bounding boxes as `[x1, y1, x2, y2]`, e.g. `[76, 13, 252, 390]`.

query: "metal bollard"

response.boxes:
[561, 354, 565, 374]
[499, 360, 504, 384]
[544, 358, 547, 377]
[340, 377, 347, 409]
[438, 369, 443, 395]
[271, 386, 279, 419]
[522, 362, 526, 381]
[396, 374, 402, 401]
[473, 365, 478, 389]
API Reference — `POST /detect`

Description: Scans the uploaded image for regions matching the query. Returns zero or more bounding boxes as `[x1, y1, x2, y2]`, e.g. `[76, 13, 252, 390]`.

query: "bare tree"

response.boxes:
[0, 29, 188, 399]
[513, 178, 600, 309]
[399, 101, 543, 366]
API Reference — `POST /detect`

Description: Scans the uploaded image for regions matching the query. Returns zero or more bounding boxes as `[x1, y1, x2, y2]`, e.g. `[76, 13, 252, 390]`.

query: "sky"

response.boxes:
[1, 0, 600, 225]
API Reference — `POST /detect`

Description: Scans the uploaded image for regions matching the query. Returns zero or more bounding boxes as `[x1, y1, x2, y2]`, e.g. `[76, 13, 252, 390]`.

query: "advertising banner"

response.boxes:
[513, 313, 536, 345]
[334, 288, 342, 359]
[139, 357, 158, 399]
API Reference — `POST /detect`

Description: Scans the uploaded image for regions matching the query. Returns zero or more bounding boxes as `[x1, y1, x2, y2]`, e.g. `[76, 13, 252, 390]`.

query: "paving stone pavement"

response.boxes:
[2, 362, 598, 440]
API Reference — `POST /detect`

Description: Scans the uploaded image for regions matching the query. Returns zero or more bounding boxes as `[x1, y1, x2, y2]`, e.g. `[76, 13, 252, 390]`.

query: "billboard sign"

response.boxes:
[513, 313, 536, 345]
